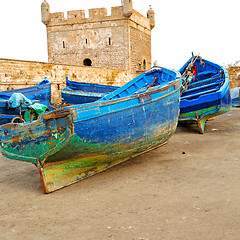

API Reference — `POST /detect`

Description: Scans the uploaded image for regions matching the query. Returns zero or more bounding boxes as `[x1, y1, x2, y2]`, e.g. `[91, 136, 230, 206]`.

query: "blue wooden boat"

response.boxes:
[179, 56, 232, 133]
[230, 87, 240, 107]
[0, 67, 181, 193]
[61, 77, 119, 104]
[0, 78, 51, 125]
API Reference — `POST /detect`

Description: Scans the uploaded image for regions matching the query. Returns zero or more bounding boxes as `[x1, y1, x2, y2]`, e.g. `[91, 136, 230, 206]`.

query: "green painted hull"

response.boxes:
[179, 105, 231, 133]
[40, 123, 176, 193]
[1, 118, 177, 193]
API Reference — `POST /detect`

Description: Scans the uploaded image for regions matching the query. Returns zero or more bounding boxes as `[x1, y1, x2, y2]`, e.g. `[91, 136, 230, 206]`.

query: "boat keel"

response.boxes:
[38, 156, 135, 193]
[196, 115, 206, 134]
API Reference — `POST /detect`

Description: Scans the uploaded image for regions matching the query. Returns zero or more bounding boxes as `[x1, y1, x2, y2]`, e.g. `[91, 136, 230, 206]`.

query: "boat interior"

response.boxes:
[181, 59, 225, 101]
[99, 67, 178, 102]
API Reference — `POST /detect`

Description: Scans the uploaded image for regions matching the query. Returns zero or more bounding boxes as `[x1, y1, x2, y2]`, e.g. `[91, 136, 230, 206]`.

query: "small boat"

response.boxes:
[61, 77, 119, 104]
[230, 87, 240, 107]
[0, 67, 181, 193]
[179, 55, 232, 133]
[0, 78, 51, 125]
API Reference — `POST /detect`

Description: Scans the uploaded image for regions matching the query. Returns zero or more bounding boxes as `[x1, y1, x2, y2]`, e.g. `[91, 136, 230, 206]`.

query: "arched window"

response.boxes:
[83, 58, 92, 66]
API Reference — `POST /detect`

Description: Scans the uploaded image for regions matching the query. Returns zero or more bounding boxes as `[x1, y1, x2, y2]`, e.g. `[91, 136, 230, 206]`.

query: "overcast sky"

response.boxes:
[0, 0, 239, 69]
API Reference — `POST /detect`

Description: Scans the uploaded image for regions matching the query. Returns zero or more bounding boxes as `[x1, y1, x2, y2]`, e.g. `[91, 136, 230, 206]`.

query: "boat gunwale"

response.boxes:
[68, 78, 181, 111]
[61, 88, 107, 97]
[73, 83, 181, 124]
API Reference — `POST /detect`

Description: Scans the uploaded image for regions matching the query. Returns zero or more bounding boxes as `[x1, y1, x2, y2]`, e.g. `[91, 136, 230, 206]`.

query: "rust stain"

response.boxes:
[43, 109, 70, 121]
[11, 135, 21, 144]
[143, 113, 152, 128]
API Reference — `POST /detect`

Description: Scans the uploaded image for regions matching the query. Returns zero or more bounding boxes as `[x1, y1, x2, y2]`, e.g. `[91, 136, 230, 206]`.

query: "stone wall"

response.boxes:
[0, 58, 134, 102]
[227, 66, 240, 89]
[44, 6, 152, 74]
[46, 9, 130, 71]
[130, 25, 151, 73]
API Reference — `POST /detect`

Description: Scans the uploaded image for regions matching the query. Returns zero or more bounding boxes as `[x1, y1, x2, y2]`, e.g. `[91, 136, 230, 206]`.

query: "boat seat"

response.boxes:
[188, 75, 221, 89]
[182, 85, 221, 99]
[182, 79, 223, 95]
[196, 71, 218, 80]
[181, 86, 221, 100]
[191, 73, 219, 83]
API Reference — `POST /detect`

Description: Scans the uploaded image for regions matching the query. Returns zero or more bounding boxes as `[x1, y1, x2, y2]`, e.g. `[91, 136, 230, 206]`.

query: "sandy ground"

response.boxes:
[0, 108, 240, 240]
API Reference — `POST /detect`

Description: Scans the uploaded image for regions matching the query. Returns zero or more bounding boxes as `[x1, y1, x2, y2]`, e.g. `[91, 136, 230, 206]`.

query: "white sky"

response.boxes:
[0, 0, 240, 70]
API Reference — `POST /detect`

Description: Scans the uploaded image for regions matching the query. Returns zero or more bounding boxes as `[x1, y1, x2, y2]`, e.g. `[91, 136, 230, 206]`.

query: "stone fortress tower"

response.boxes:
[41, 0, 155, 75]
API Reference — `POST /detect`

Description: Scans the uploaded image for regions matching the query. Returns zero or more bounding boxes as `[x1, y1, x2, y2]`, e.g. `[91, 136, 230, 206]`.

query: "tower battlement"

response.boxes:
[47, 7, 151, 31]
[41, 0, 155, 74]
[48, 7, 122, 24]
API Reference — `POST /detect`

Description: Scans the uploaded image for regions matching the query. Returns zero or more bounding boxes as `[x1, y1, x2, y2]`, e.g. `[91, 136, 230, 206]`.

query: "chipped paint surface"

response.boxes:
[0, 68, 181, 193]
[179, 104, 232, 133]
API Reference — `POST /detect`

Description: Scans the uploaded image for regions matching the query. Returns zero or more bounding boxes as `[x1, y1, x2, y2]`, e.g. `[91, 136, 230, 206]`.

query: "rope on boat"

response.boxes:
[11, 116, 26, 123]
[180, 54, 205, 95]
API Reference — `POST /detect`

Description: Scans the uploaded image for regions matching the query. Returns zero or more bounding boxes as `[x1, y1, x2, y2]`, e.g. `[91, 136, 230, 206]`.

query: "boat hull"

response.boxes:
[179, 57, 232, 133]
[230, 87, 240, 107]
[0, 78, 181, 193]
[61, 89, 105, 105]
[232, 99, 240, 107]
[179, 89, 232, 133]
[61, 78, 119, 105]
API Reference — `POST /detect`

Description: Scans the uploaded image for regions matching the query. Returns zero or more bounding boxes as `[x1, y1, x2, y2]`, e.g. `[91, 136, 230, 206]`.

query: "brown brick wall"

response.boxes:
[0, 59, 134, 102]
[227, 66, 240, 89]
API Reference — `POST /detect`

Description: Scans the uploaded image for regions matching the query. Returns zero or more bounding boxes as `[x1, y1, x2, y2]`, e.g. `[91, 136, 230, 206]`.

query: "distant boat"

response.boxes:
[0, 67, 181, 193]
[0, 78, 51, 125]
[179, 56, 232, 133]
[230, 87, 240, 107]
[61, 77, 119, 104]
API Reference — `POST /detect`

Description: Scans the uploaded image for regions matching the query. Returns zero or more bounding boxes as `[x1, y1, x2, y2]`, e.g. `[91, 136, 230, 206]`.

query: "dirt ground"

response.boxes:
[0, 108, 239, 240]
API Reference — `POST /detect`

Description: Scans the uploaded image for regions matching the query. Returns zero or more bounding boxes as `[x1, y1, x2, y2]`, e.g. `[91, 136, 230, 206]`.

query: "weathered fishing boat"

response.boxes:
[230, 87, 240, 107]
[179, 56, 232, 133]
[0, 78, 51, 125]
[61, 77, 119, 104]
[0, 67, 181, 193]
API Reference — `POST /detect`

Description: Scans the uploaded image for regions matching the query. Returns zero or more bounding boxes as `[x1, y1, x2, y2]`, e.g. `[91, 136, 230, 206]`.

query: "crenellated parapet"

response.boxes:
[41, 0, 155, 74]
[129, 9, 153, 32]
[44, 7, 123, 26]
[43, 5, 152, 31]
